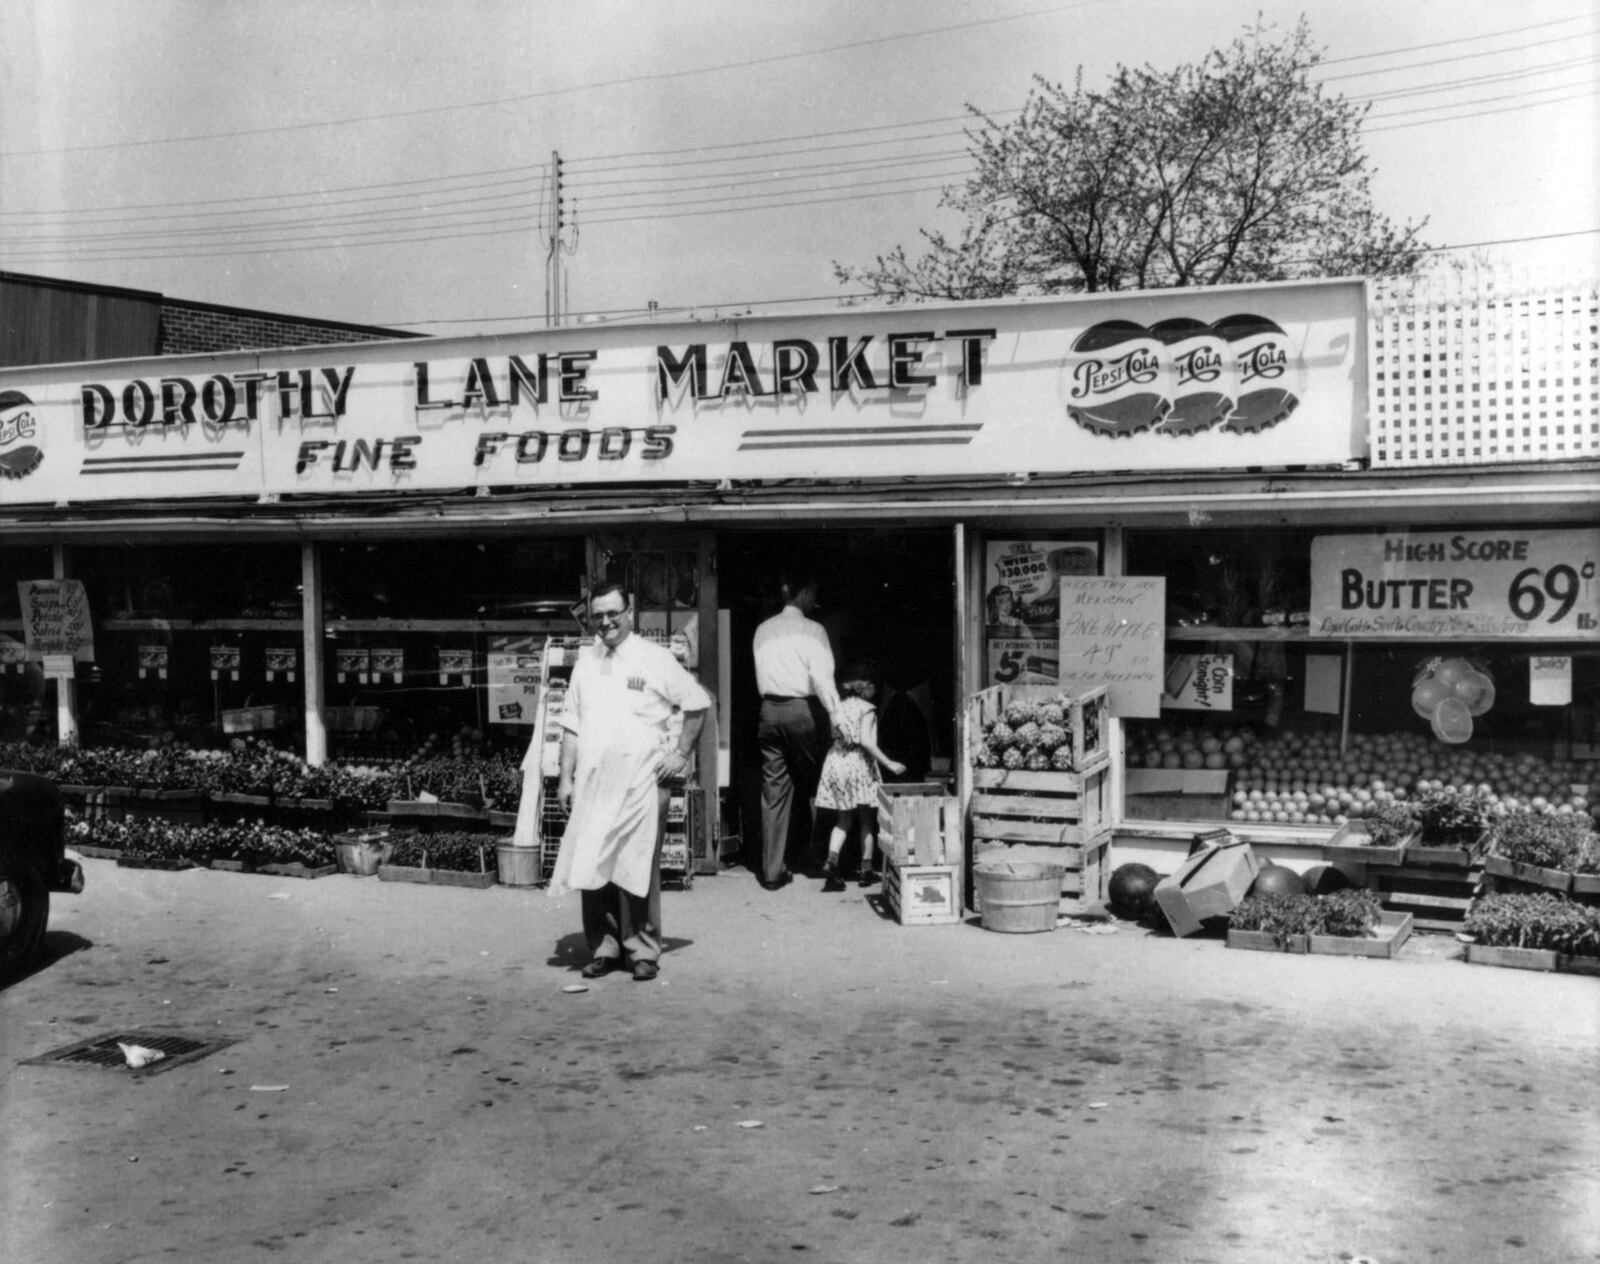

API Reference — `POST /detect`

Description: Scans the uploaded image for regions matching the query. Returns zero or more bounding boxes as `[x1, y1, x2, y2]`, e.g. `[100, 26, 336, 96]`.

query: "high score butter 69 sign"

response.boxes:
[1310, 529, 1600, 639]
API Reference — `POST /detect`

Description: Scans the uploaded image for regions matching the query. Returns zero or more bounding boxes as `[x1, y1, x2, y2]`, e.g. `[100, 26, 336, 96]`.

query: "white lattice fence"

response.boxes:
[1369, 275, 1600, 468]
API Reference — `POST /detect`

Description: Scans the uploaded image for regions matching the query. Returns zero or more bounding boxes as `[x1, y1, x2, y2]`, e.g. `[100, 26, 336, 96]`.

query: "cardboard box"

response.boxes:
[1153, 839, 1260, 937]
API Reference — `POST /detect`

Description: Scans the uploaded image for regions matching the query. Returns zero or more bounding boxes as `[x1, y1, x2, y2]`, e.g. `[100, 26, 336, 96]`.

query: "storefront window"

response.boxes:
[0, 545, 57, 742]
[319, 538, 585, 762]
[1122, 526, 1599, 830]
[65, 543, 303, 752]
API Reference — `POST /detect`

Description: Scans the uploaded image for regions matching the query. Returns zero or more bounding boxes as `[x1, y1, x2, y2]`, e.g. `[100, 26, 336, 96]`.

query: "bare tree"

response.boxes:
[836, 19, 1429, 301]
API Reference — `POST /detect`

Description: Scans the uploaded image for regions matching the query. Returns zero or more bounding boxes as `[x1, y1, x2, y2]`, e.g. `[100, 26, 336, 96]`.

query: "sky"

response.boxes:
[0, 0, 1595, 337]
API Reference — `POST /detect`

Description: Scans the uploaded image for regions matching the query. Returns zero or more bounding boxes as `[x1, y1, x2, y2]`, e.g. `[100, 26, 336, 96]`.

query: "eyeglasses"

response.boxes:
[593, 607, 631, 625]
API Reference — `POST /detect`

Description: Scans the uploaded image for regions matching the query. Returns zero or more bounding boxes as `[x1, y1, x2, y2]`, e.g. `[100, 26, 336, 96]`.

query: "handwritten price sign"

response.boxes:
[17, 579, 95, 662]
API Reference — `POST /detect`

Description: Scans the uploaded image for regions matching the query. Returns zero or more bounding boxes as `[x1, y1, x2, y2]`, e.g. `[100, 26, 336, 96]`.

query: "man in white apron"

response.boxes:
[554, 581, 710, 981]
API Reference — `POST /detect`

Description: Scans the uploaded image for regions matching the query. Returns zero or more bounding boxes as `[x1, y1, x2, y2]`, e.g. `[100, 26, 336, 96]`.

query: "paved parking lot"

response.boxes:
[2, 857, 1597, 1264]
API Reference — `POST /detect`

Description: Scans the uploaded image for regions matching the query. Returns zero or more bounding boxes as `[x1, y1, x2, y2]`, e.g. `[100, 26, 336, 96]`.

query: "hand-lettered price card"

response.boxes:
[438, 648, 474, 685]
[1057, 576, 1166, 717]
[265, 647, 297, 683]
[210, 644, 241, 682]
[336, 648, 370, 684]
[17, 579, 95, 663]
[137, 644, 169, 680]
[371, 647, 404, 683]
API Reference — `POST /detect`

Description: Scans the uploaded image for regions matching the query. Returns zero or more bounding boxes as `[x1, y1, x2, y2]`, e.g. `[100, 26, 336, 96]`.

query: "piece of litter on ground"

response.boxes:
[1078, 923, 1119, 935]
[479, 951, 490, 956]
[692, 1125, 708, 1132]
[736, 1119, 764, 1129]
[249, 1084, 289, 1093]
[927, 980, 949, 985]
[117, 1042, 166, 1068]
[561, 983, 589, 994]
[324, 987, 338, 993]
[809, 1184, 841, 1195]
[267, 892, 291, 900]
[1087, 1101, 1108, 1109]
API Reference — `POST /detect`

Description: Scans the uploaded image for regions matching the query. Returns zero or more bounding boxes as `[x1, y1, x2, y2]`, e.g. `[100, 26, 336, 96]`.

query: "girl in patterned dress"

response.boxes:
[815, 663, 905, 892]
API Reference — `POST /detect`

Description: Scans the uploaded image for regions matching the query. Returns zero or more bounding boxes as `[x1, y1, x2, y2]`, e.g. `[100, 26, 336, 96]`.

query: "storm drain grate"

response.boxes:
[22, 1030, 237, 1076]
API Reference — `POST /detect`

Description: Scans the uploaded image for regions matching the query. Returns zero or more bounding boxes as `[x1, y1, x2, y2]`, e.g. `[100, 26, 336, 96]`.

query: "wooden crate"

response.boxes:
[966, 683, 1109, 773]
[969, 760, 1110, 848]
[1226, 911, 1414, 959]
[884, 862, 962, 925]
[1369, 861, 1481, 932]
[877, 783, 961, 866]
[1323, 819, 1418, 868]
[1481, 854, 1574, 894]
[971, 830, 1111, 914]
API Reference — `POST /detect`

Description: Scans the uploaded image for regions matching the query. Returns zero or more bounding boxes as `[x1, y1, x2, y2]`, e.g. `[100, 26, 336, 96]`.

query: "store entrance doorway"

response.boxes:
[717, 527, 958, 877]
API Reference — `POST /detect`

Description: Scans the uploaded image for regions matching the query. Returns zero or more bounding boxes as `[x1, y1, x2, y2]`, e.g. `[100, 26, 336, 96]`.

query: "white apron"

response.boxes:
[548, 659, 664, 899]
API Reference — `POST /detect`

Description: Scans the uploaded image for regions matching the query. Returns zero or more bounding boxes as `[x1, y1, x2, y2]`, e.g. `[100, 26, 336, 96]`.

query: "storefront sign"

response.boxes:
[0, 282, 1365, 506]
[17, 579, 94, 662]
[1530, 657, 1572, 707]
[983, 540, 1098, 685]
[1310, 529, 1600, 639]
[1057, 576, 1165, 718]
[1161, 653, 1234, 711]
[487, 636, 540, 725]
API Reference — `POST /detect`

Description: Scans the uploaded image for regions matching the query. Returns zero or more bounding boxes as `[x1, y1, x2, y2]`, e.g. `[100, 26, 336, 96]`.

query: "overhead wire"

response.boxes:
[0, 14, 1591, 267]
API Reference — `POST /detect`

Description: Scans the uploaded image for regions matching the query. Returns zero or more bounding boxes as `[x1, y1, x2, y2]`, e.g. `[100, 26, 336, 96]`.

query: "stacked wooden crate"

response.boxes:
[966, 684, 1112, 915]
[878, 782, 962, 924]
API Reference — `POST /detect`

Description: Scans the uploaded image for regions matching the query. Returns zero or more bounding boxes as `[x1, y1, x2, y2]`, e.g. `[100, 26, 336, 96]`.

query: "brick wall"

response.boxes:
[158, 301, 417, 355]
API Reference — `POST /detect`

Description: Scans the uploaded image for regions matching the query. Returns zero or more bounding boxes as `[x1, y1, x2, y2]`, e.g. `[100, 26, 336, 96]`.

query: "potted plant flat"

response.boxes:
[1228, 888, 1410, 958]
[1482, 811, 1598, 895]
[1461, 891, 1600, 975]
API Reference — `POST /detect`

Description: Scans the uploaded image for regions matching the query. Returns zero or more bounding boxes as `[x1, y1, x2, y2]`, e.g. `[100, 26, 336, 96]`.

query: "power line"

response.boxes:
[1315, 12, 1597, 66]
[1318, 28, 1600, 82]
[0, 2, 1111, 160]
[1366, 85, 1600, 131]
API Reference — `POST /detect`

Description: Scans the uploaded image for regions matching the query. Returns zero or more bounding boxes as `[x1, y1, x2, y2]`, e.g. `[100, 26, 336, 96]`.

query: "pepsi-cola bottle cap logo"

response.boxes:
[1064, 315, 1299, 438]
[0, 389, 43, 479]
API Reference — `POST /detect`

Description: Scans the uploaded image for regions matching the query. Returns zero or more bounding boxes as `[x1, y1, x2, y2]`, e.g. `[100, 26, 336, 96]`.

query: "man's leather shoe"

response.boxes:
[581, 957, 618, 979]
[758, 871, 792, 891]
[632, 960, 660, 982]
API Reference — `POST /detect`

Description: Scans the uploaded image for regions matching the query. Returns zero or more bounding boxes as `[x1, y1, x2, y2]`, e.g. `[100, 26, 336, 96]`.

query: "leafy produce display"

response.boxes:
[1463, 892, 1600, 957]
[973, 693, 1098, 772]
[69, 815, 335, 867]
[1229, 889, 1383, 948]
[0, 738, 524, 813]
[1120, 724, 1598, 829]
[383, 831, 501, 872]
[1485, 811, 1600, 874]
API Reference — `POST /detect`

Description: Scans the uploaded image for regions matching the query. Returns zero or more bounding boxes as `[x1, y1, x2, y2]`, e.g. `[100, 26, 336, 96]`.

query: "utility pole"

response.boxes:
[544, 150, 578, 327]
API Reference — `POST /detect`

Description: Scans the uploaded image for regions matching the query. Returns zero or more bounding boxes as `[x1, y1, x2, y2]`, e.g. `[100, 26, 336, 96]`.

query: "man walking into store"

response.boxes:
[752, 571, 839, 890]
[555, 581, 710, 981]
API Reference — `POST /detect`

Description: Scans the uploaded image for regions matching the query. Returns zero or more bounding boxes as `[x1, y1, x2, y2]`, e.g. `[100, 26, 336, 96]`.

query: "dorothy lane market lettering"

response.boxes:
[0, 282, 1365, 505]
[1309, 529, 1600, 639]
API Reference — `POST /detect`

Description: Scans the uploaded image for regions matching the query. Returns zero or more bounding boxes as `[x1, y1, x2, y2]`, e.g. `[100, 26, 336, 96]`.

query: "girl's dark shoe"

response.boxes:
[858, 867, 880, 887]
[821, 859, 846, 892]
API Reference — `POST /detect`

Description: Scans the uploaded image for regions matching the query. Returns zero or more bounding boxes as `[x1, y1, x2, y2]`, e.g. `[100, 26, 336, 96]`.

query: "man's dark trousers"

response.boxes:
[757, 695, 827, 883]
